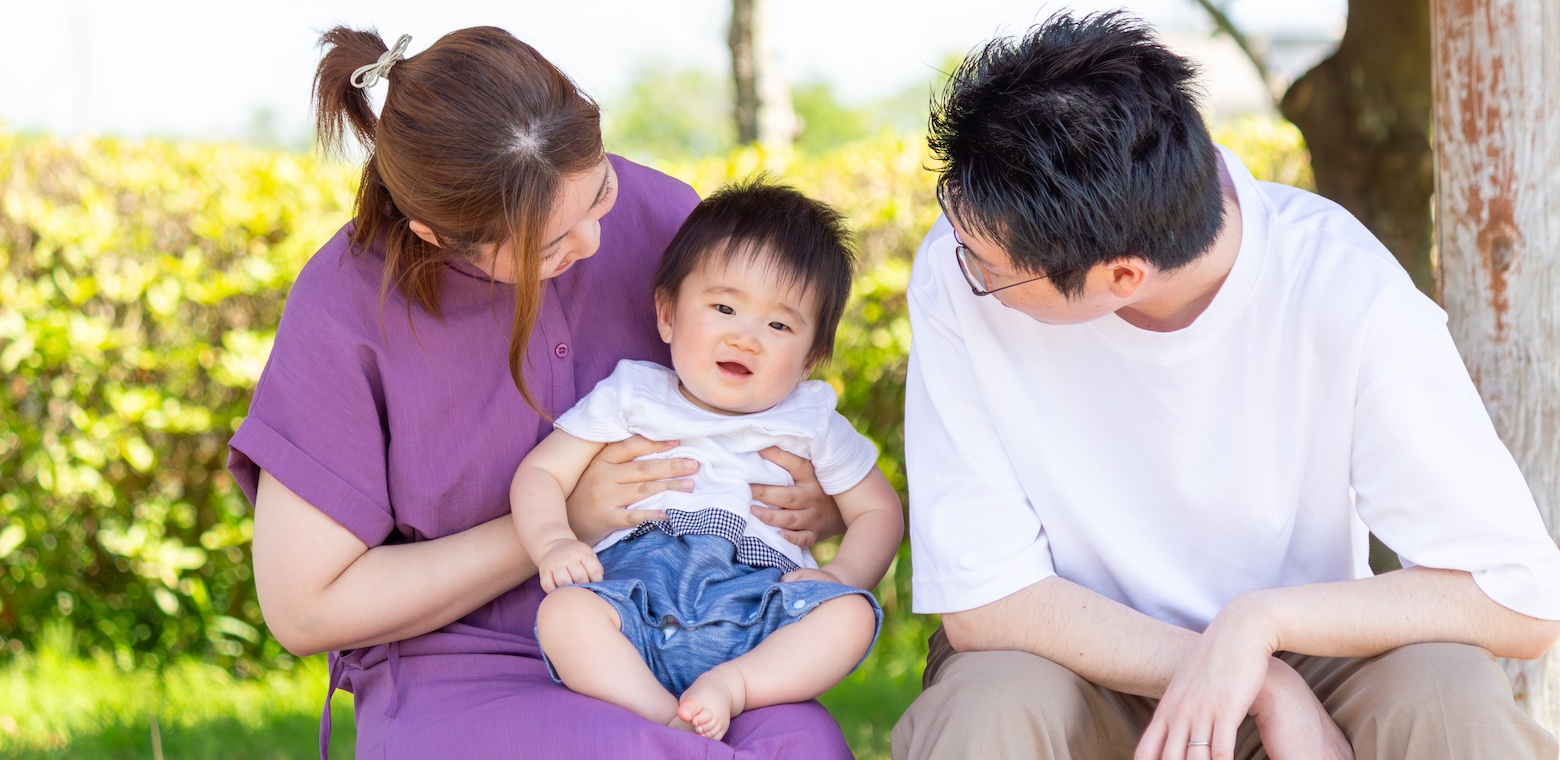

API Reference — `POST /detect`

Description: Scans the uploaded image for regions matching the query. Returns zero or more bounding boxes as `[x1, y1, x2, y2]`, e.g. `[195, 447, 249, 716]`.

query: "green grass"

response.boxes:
[0, 611, 934, 759]
[0, 624, 355, 759]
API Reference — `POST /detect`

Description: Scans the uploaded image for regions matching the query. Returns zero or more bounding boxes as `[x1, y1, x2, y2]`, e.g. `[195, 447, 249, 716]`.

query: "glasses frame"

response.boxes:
[953, 241, 1063, 297]
[936, 183, 1070, 298]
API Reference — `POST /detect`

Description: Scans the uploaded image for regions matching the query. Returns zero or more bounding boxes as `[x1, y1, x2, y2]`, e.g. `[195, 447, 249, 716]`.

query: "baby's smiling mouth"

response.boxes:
[718, 361, 752, 376]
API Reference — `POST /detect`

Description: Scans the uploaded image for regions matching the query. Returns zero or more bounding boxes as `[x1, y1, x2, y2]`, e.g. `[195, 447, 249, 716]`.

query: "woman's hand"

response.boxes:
[566, 435, 695, 545]
[748, 447, 846, 548]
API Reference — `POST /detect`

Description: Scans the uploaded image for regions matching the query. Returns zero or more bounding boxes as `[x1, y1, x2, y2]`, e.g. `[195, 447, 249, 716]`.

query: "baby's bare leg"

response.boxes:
[679, 593, 876, 740]
[536, 587, 688, 729]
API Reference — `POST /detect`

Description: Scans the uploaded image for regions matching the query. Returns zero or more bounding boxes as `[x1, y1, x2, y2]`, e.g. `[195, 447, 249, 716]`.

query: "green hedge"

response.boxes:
[0, 121, 1310, 670]
[0, 133, 356, 670]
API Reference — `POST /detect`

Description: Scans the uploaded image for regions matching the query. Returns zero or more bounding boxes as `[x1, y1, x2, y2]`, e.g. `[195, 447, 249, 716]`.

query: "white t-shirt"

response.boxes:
[906, 146, 1560, 627]
[556, 359, 879, 571]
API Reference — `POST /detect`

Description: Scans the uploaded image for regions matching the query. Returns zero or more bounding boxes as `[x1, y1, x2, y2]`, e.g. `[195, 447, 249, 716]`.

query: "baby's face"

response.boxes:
[657, 254, 820, 415]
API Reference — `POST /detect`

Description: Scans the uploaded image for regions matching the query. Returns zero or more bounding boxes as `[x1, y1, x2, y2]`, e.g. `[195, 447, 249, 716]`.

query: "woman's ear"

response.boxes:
[654, 290, 675, 345]
[408, 219, 442, 248]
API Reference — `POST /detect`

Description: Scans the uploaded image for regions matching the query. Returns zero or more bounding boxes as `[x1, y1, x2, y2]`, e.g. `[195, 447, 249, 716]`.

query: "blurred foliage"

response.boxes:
[0, 117, 1309, 759]
[603, 64, 736, 163]
[1211, 115, 1315, 191]
[0, 131, 357, 671]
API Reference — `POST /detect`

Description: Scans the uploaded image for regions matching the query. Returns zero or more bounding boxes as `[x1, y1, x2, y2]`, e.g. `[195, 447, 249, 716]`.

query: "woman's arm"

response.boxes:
[252, 470, 536, 656]
[255, 436, 703, 656]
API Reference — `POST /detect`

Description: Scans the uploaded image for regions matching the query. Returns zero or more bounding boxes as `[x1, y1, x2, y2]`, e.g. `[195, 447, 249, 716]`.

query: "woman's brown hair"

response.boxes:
[313, 26, 603, 410]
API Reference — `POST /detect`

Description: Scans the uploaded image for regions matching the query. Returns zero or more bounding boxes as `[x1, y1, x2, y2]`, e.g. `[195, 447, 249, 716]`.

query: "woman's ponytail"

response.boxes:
[312, 27, 388, 155]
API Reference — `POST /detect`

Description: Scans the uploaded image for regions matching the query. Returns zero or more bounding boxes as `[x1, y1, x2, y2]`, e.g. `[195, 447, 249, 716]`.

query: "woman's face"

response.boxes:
[474, 157, 618, 283]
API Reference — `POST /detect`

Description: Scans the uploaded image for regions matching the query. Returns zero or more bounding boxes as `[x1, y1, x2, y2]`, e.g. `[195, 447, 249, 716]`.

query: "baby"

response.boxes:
[511, 179, 903, 740]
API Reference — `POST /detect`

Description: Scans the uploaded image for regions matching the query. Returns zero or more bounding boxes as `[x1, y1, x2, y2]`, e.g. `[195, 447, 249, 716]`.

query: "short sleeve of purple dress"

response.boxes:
[228, 156, 853, 760]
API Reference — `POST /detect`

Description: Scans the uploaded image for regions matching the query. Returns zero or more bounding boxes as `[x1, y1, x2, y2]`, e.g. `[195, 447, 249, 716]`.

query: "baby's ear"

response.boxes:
[654, 290, 675, 344]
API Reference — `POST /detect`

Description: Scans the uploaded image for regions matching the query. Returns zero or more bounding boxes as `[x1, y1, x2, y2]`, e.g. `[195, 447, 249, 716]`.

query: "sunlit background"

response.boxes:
[2, 0, 1343, 143]
[0, 2, 1334, 757]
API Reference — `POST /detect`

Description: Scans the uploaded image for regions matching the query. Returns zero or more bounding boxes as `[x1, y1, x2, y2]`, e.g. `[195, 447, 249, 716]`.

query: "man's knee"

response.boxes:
[893, 650, 1132, 760]
[1334, 642, 1557, 759]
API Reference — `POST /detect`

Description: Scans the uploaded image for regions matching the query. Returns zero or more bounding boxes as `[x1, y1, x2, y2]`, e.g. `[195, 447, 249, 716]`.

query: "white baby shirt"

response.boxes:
[555, 359, 880, 572]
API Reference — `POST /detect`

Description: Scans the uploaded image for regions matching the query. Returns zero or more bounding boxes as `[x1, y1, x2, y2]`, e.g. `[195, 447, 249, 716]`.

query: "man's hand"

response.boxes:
[536, 538, 603, 593]
[780, 568, 843, 584]
[1248, 658, 1353, 760]
[749, 446, 846, 548]
[1135, 607, 1352, 760]
[1134, 614, 1272, 760]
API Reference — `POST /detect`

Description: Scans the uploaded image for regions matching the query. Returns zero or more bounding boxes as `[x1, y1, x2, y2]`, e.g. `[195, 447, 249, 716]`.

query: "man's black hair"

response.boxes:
[653, 177, 855, 365]
[929, 11, 1225, 298]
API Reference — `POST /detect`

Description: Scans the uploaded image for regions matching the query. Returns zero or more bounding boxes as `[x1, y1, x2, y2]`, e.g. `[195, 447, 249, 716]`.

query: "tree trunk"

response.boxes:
[728, 0, 796, 152]
[1280, 0, 1436, 296]
[1433, 0, 1560, 735]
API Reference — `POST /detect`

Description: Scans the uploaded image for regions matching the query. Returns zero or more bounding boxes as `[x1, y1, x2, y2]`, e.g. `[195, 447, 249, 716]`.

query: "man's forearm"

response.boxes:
[1231, 566, 1560, 661]
[942, 575, 1201, 699]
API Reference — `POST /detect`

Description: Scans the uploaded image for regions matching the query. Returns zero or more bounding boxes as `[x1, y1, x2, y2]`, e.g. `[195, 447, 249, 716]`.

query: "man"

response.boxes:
[892, 12, 1560, 760]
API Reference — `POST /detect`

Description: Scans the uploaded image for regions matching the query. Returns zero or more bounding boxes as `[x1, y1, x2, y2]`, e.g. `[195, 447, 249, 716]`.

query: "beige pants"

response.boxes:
[892, 627, 1558, 760]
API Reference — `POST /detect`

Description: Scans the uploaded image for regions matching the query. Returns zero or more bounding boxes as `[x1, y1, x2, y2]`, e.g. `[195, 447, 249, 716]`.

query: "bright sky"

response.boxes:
[0, 0, 1344, 139]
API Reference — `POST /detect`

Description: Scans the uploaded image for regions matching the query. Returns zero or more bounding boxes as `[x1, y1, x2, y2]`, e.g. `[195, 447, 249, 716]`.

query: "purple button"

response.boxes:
[554, 343, 570, 359]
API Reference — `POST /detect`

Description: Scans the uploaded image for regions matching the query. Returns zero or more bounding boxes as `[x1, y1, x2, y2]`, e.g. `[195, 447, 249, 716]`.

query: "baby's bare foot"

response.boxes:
[677, 664, 747, 742]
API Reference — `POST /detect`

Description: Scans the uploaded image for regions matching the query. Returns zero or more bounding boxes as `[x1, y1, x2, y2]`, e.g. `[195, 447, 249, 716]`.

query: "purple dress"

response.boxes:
[228, 156, 853, 759]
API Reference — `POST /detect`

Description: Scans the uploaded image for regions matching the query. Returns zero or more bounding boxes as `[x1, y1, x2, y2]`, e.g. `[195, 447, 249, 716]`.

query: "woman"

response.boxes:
[227, 26, 851, 758]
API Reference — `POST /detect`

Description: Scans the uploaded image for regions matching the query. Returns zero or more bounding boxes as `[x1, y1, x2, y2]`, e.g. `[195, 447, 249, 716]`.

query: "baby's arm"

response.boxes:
[785, 467, 903, 589]
[511, 430, 610, 592]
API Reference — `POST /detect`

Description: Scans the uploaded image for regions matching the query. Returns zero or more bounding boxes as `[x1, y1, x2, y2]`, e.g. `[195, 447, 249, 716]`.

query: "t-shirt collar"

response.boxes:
[1089, 144, 1271, 360]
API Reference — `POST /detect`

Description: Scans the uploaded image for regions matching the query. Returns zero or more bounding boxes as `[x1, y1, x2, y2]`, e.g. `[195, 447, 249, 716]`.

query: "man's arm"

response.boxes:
[943, 575, 1194, 698]
[1130, 565, 1558, 760]
[1234, 565, 1560, 660]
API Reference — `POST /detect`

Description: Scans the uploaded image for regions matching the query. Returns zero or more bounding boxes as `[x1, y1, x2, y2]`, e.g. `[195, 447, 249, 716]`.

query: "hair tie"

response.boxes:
[351, 34, 412, 89]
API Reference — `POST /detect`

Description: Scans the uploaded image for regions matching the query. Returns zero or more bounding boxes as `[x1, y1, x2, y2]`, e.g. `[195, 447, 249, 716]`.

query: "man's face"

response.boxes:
[948, 219, 1120, 326]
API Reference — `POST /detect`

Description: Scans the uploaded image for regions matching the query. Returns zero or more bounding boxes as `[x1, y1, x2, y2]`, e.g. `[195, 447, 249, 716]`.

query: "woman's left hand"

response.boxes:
[1133, 609, 1276, 760]
[748, 446, 846, 548]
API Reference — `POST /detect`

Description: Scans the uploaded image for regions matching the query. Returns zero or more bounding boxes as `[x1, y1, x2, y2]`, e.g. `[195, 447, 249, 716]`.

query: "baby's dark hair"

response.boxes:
[653, 178, 855, 365]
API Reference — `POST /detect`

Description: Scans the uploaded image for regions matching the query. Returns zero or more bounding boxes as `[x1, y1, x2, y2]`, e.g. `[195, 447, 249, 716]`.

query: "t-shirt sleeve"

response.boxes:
[553, 360, 635, 443]
[905, 218, 1057, 615]
[1351, 284, 1560, 620]
[809, 407, 880, 496]
[226, 257, 396, 547]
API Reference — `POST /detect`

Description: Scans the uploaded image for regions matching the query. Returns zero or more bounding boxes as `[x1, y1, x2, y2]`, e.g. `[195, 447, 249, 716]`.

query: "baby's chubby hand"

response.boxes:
[537, 538, 604, 593]
[780, 568, 842, 584]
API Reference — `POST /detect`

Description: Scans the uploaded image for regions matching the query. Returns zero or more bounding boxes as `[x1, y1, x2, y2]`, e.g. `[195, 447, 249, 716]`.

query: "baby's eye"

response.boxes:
[768, 321, 790, 332]
[714, 304, 734, 315]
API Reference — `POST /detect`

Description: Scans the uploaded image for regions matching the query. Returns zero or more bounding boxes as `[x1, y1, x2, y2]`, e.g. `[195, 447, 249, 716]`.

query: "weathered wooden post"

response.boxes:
[1432, 0, 1560, 733]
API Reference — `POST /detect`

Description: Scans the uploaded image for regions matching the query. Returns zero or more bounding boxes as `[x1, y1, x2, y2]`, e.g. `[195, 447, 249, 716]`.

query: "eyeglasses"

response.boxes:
[953, 240, 1066, 297]
[936, 184, 1068, 297]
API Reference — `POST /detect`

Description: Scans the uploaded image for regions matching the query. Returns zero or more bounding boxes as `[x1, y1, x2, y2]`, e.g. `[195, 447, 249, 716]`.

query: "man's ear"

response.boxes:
[654, 290, 675, 345]
[1104, 256, 1149, 298]
[408, 220, 442, 248]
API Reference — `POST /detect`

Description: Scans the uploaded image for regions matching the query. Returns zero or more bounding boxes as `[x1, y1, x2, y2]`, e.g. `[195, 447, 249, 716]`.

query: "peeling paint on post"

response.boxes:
[1433, 0, 1560, 733]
